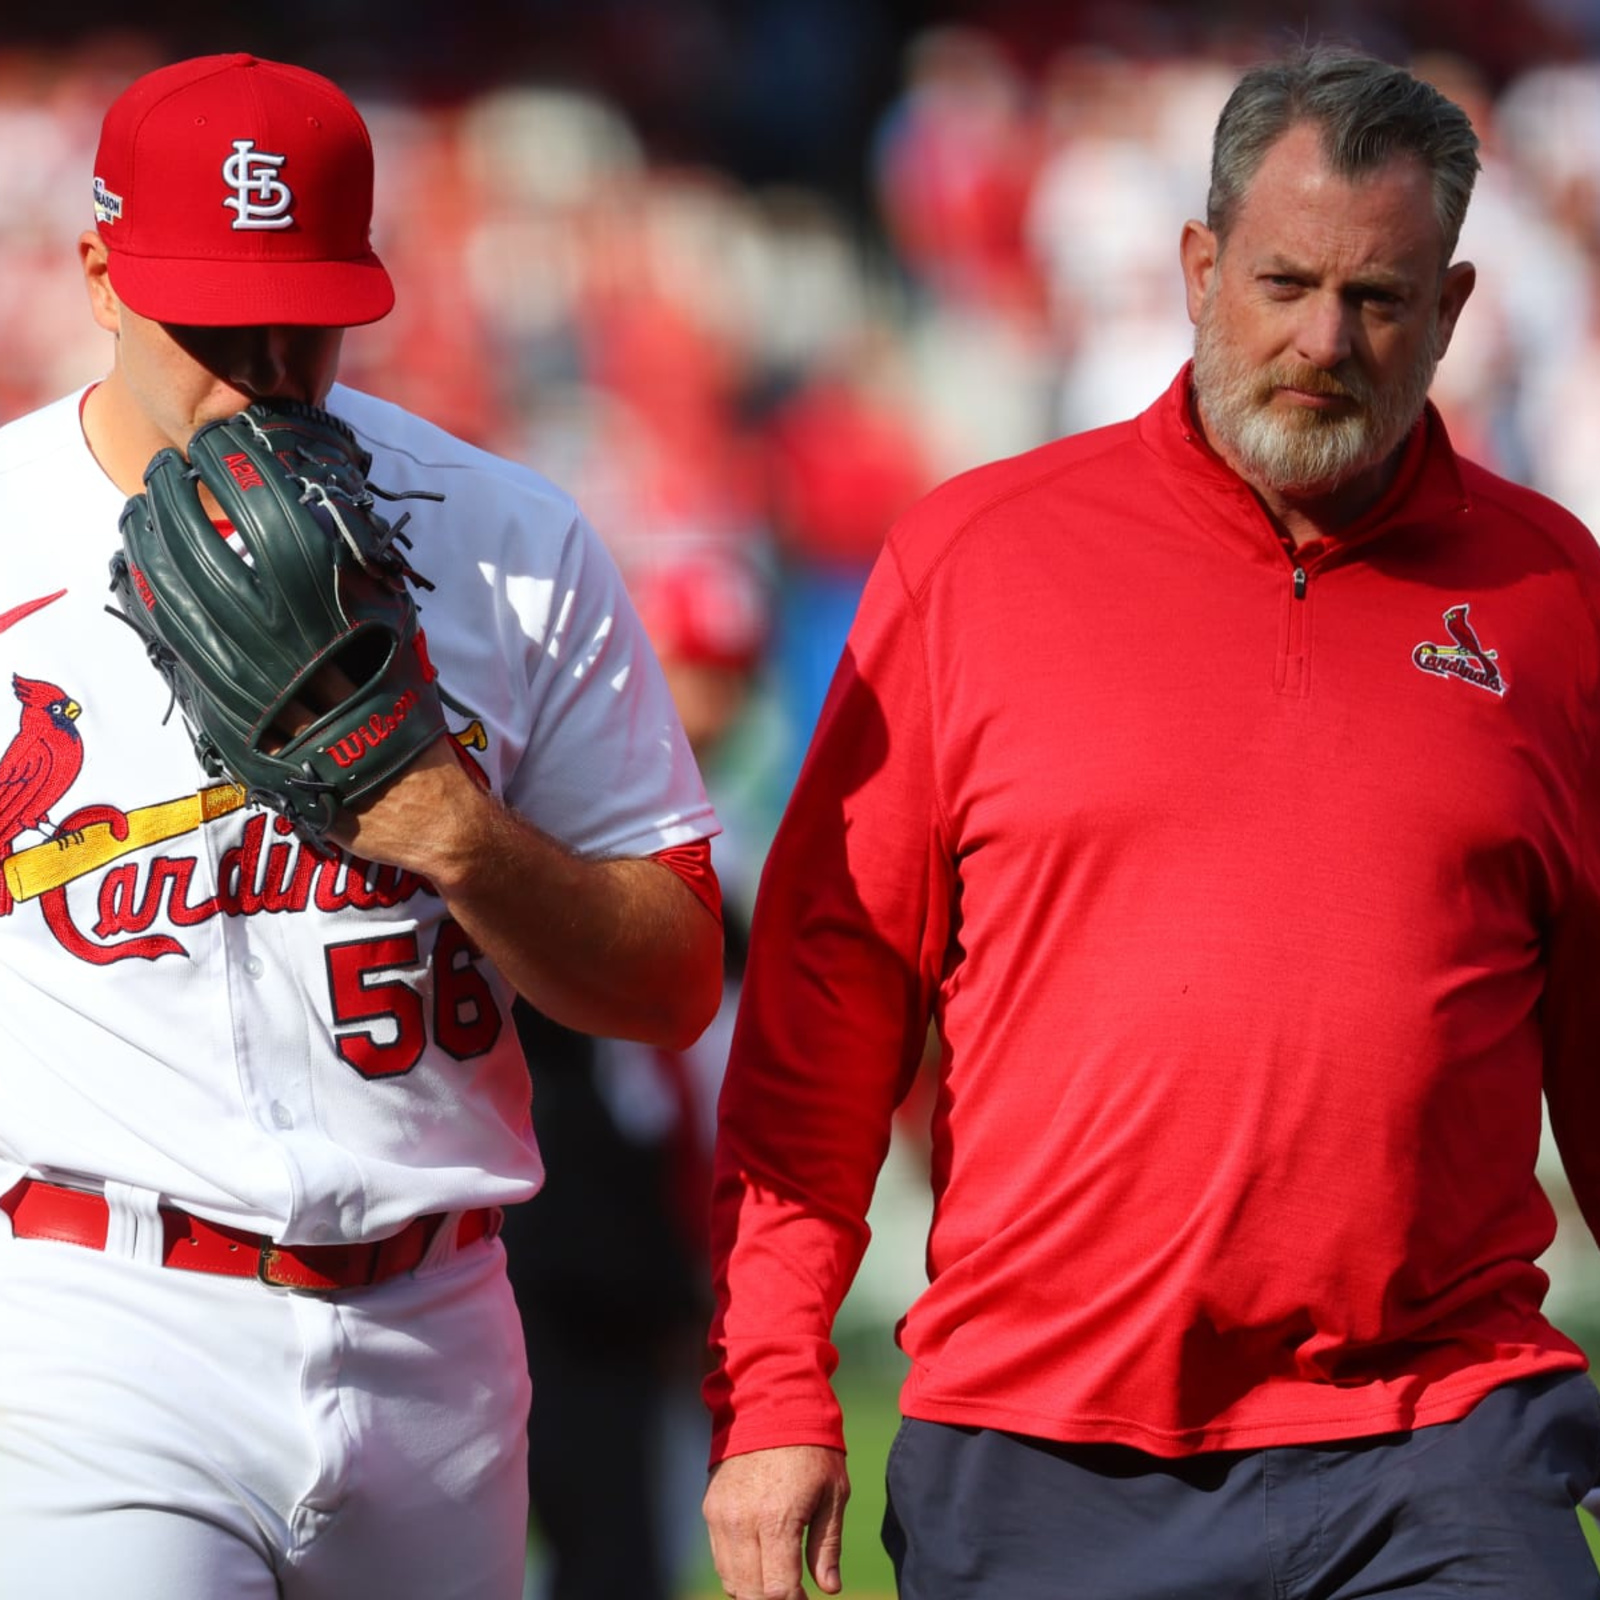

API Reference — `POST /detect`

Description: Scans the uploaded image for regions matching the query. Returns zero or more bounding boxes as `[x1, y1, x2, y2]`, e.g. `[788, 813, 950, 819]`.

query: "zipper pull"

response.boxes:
[1293, 567, 1307, 600]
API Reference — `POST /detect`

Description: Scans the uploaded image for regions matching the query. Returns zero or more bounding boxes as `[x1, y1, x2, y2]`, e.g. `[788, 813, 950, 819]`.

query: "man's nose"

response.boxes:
[225, 329, 294, 397]
[1292, 293, 1356, 370]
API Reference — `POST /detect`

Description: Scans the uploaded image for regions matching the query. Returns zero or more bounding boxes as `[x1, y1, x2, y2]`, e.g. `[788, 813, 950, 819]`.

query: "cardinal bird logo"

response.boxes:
[0, 673, 84, 916]
[1411, 603, 1507, 697]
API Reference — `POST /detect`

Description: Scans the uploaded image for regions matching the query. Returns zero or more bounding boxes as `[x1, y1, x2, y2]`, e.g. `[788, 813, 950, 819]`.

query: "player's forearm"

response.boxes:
[449, 804, 723, 1048]
[338, 743, 723, 1047]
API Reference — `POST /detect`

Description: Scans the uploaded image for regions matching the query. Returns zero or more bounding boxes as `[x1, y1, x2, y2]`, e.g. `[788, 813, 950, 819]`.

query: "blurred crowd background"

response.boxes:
[5, 0, 1599, 1507]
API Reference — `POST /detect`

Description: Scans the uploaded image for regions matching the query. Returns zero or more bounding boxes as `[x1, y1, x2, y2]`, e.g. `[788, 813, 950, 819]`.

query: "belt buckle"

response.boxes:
[257, 1243, 348, 1295]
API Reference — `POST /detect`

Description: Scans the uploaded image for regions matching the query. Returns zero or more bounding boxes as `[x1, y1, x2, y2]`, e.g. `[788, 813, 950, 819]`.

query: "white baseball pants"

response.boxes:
[0, 1198, 531, 1599]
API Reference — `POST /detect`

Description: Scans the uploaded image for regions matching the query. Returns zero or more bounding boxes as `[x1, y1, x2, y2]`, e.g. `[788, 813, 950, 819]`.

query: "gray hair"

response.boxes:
[1206, 45, 1481, 264]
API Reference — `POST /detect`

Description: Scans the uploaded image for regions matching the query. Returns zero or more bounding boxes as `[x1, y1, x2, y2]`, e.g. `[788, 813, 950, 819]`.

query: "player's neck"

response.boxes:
[81, 378, 152, 497]
[80, 374, 185, 498]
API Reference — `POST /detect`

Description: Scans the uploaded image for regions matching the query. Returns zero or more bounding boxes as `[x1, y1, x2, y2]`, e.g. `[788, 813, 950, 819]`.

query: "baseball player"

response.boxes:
[0, 53, 723, 1600]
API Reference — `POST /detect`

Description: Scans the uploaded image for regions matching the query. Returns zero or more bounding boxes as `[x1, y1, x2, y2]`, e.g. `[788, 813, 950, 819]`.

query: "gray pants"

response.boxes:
[884, 1373, 1600, 1598]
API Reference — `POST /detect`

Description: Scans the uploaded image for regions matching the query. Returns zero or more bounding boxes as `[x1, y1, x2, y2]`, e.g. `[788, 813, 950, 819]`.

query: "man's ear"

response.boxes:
[1433, 259, 1476, 360]
[1179, 219, 1219, 326]
[79, 230, 121, 334]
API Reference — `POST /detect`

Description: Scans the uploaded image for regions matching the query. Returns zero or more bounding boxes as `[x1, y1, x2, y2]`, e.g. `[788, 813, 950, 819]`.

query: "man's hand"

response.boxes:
[324, 733, 480, 876]
[703, 1445, 850, 1600]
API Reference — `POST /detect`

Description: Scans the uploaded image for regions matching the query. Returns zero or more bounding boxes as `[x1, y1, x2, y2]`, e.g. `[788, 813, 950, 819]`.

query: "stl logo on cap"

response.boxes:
[222, 140, 294, 231]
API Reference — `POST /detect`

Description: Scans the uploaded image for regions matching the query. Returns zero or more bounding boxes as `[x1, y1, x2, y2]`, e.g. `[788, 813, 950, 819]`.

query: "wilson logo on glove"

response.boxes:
[326, 687, 423, 769]
[130, 564, 157, 611]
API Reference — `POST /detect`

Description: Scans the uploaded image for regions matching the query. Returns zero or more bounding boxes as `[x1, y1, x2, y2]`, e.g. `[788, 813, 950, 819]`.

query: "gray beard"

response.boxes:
[1192, 306, 1439, 497]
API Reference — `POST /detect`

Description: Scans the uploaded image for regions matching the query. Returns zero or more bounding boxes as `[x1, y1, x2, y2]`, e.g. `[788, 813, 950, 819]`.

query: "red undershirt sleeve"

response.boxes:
[651, 837, 723, 924]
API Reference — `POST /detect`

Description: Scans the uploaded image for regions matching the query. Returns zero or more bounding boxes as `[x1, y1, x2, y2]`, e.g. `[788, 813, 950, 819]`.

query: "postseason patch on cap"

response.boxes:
[92, 176, 123, 224]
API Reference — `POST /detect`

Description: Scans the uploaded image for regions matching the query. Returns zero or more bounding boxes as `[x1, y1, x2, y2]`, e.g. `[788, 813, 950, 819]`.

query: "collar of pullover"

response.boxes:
[1138, 361, 1473, 568]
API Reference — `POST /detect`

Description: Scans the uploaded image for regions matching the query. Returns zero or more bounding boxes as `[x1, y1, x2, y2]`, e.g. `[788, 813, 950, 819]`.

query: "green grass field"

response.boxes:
[685, 1338, 1600, 1598]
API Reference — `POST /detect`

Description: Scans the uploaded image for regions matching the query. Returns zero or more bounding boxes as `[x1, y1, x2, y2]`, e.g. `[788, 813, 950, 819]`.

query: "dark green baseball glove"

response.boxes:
[108, 400, 449, 842]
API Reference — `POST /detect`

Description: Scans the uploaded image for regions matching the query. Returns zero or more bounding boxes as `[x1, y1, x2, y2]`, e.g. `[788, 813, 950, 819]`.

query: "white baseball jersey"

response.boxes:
[0, 382, 718, 1243]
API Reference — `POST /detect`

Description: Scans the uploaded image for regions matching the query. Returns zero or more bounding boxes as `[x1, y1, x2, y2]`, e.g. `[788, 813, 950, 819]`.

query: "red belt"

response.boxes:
[0, 1177, 501, 1294]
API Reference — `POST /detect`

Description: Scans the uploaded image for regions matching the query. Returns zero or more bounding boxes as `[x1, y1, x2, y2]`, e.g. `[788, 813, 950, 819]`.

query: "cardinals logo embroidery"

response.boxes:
[0, 673, 84, 916]
[1412, 604, 1507, 697]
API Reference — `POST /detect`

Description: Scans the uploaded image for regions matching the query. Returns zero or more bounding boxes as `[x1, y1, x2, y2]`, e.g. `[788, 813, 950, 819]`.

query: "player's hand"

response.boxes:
[703, 1444, 850, 1600]
[324, 734, 483, 879]
[268, 664, 485, 881]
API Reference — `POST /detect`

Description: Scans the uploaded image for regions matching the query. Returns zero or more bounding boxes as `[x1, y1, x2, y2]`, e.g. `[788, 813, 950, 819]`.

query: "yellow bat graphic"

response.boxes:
[4, 783, 247, 903]
[3, 720, 488, 904]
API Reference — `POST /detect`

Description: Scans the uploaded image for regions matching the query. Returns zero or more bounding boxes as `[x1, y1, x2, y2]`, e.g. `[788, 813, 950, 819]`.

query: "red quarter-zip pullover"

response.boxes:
[707, 365, 1600, 1462]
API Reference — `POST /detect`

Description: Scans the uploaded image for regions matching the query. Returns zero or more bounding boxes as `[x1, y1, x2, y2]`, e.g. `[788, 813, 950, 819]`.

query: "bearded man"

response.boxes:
[701, 43, 1600, 1600]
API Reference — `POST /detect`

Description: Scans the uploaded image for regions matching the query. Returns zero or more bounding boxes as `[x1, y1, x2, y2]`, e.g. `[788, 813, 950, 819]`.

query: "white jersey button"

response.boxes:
[270, 1102, 294, 1129]
[242, 955, 265, 979]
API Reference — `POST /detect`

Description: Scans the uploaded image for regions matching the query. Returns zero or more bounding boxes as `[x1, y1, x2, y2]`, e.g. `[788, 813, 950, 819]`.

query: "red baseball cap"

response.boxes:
[92, 53, 394, 328]
[630, 550, 770, 674]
